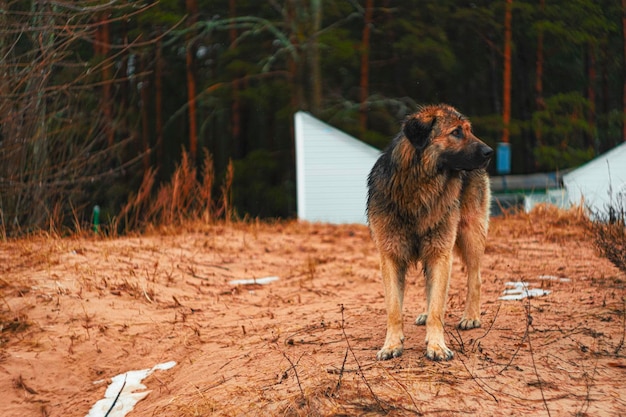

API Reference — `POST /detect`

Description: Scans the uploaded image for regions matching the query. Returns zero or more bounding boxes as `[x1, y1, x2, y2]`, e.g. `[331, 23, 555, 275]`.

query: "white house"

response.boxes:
[295, 111, 381, 224]
[563, 142, 626, 216]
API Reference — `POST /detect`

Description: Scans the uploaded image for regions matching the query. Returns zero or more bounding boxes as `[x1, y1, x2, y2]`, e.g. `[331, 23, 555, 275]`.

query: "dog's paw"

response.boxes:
[458, 317, 481, 330]
[425, 342, 454, 361]
[414, 313, 428, 326]
[376, 345, 404, 361]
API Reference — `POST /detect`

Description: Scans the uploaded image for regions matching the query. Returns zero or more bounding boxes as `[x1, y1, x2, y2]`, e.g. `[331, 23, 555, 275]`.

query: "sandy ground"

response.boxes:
[1, 207, 625, 417]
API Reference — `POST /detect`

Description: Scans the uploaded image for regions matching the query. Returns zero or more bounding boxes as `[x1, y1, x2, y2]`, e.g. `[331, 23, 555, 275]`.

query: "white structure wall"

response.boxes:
[563, 142, 626, 216]
[295, 111, 381, 224]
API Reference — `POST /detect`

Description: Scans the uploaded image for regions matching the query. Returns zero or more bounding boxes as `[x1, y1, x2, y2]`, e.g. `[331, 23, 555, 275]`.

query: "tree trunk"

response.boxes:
[309, 0, 322, 116]
[30, 1, 53, 227]
[490, 43, 501, 114]
[586, 42, 597, 151]
[100, 13, 114, 148]
[229, 0, 242, 158]
[286, 2, 304, 111]
[186, 0, 199, 160]
[360, 0, 374, 136]
[622, 0, 626, 141]
[534, 0, 545, 145]
[155, 38, 164, 172]
[140, 55, 151, 174]
[501, 0, 513, 144]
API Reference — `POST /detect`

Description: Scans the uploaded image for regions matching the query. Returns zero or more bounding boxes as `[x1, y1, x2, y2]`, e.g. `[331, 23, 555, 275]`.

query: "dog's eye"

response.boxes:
[451, 128, 463, 138]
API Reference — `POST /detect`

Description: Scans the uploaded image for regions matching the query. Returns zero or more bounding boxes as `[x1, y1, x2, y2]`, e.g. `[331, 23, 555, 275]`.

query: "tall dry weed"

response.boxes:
[115, 167, 157, 233]
[169, 151, 197, 223]
[218, 160, 235, 223]
[200, 149, 214, 223]
[590, 203, 626, 274]
[0, 209, 5, 241]
[115, 148, 231, 233]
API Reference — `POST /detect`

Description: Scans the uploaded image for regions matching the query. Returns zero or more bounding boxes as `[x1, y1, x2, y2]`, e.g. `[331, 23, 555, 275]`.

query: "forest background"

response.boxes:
[1, 0, 625, 235]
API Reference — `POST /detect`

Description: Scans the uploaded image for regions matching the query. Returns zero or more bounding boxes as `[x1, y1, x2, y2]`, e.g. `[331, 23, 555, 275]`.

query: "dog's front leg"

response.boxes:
[456, 187, 489, 330]
[423, 252, 454, 361]
[377, 254, 407, 360]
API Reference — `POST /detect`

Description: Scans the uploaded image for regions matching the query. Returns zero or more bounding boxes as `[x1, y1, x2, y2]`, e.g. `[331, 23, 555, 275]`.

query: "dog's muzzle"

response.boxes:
[479, 145, 494, 169]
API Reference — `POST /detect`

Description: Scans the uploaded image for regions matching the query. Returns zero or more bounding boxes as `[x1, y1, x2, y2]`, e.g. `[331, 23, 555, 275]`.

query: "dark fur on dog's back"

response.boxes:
[367, 104, 492, 361]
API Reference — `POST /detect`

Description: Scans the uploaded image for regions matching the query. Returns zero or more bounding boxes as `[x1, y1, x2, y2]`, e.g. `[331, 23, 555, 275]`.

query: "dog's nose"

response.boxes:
[482, 146, 494, 159]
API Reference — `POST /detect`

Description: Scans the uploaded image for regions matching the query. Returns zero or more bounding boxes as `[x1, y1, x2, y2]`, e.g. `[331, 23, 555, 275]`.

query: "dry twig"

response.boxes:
[104, 375, 127, 417]
[279, 350, 306, 405]
[524, 299, 551, 417]
[338, 304, 386, 412]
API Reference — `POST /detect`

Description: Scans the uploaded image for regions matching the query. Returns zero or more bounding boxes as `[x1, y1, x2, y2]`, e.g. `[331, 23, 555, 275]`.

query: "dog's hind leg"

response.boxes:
[377, 254, 408, 360]
[415, 265, 429, 326]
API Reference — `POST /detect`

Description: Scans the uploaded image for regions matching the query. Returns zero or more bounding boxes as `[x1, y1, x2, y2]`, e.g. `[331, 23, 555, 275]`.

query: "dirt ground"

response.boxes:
[1, 206, 625, 417]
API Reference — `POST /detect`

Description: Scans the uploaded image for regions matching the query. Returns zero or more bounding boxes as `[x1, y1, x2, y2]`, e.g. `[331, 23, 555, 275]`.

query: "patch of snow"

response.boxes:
[229, 276, 279, 286]
[538, 275, 571, 282]
[499, 281, 551, 301]
[86, 361, 176, 417]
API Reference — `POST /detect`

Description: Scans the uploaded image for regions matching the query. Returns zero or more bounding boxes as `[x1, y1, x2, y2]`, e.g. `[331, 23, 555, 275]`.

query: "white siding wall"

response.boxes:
[563, 143, 626, 215]
[295, 112, 381, 224]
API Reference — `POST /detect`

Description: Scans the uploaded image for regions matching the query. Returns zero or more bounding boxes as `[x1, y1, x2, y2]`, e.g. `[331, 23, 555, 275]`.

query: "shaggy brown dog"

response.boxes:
[367, 104, 493, 361]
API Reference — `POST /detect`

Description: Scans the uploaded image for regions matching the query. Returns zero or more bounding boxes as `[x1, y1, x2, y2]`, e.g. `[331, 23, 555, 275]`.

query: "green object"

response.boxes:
[93, 205, 100, 233]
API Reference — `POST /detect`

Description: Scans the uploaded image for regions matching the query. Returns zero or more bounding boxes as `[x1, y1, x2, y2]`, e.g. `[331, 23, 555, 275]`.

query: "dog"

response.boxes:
[367, 104, 493, 361]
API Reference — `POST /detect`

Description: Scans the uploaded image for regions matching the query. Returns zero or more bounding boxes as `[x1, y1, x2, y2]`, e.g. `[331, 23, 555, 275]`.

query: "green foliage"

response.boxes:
[533, 145, 595, 171]
[532, 92, 596, 170]
[598, 110, 626, 150]
[541, 0, 617, 44]
[469, 113, 504, 139]
[232, 150, 295, 218]
[137, 0, 184, 27]
[318, 27, 359, 89]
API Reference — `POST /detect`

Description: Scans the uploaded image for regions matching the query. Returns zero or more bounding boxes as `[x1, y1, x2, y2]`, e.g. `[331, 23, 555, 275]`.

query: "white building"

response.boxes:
[295, 111, 381, 224]
[563, 142, 626, 216]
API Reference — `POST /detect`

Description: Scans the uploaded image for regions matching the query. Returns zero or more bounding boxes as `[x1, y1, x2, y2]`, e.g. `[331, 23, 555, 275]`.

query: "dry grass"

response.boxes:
[0, 278, 31, 347]
[593, 221, 626, 274]
[114, 149, 233, 234]
[589, 204, 626, 274]
[492, 203, 590, 243]
[507, 203, 626, 277]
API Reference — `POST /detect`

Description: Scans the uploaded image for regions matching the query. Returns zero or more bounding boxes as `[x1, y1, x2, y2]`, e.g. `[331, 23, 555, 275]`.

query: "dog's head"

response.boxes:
[402, 104, 493, 172]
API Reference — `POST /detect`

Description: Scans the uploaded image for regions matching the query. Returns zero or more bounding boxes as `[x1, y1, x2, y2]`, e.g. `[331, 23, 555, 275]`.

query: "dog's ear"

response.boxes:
[403, 116, 435, 151]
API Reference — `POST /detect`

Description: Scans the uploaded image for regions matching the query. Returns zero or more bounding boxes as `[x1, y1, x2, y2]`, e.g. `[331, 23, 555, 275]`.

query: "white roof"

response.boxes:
[563, 142, 626, 216]
[295, 112, 381, 224]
